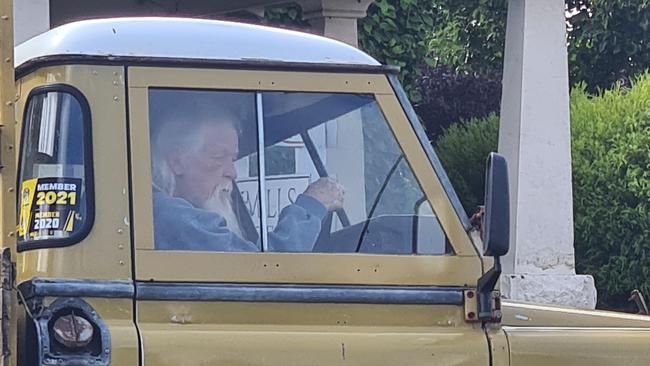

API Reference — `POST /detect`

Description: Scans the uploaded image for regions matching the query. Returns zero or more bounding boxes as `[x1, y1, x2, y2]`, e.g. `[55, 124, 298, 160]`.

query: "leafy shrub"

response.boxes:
[571, 75, 650, 310]
[434, 114, 499, 214]
[415, 65, 502, 140]
[434, 74, 650, 310]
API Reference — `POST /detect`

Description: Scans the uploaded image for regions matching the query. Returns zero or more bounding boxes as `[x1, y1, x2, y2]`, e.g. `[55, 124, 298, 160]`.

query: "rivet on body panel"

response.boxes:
[119, 261, 125, 266]
[117, 244, 124, 250]
[113, 96, 119, 101]
[91, 70, 98, 75]
[117, 228, 124, 234]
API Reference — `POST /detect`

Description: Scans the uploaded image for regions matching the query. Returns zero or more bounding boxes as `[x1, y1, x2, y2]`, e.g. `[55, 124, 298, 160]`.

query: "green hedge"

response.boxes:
[435, 114, 499, 214]
[434, 74, 650, 310]
[571, 76, 650, 310]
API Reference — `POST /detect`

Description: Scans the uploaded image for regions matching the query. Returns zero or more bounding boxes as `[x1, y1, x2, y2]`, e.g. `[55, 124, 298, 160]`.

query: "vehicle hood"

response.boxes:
[501, 300, 650, 328]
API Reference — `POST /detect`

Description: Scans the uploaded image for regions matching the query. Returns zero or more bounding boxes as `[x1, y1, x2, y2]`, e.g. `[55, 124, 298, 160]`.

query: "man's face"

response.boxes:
[169, 122, 239, 208]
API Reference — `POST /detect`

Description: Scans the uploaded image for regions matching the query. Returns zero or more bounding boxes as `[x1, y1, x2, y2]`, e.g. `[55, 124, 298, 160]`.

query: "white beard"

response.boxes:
[202, 181, 244, 240]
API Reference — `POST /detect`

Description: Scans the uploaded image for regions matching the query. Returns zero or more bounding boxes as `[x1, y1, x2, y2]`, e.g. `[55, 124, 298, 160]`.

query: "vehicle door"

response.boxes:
[127, 66, 490, 365]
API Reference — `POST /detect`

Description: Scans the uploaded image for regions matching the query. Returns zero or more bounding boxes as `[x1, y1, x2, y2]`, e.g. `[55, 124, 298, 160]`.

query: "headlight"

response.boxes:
[51, 312, 94, 348]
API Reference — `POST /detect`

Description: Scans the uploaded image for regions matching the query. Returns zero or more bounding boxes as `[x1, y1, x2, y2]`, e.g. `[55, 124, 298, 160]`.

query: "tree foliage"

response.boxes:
[424, 0, 650, 90]
[414, 65, 502, 140]
[427, 0, 507, 77]
[260, 0, 650, 93]
[357, 0, 438, 102]
[568, 1, 650, 90]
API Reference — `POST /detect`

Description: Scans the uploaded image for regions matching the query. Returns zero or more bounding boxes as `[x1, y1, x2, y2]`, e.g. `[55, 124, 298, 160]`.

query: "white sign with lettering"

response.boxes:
[237, 175, 311, 232]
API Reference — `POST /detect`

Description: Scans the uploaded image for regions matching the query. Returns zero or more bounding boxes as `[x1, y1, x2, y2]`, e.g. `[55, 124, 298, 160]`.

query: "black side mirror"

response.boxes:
[482, 152, 510, 257]
[476, 152, 510, 322]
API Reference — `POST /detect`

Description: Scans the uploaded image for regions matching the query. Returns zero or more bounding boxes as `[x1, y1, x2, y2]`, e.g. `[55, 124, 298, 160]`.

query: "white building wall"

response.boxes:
[14, 0, 49, 44]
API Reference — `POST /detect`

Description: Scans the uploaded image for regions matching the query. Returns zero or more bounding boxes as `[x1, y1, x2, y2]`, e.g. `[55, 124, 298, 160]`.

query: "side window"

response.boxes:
[17, 87, 94, 248]
[148, 89, 261, 251]
[147, 89, 449, 255]
[261, 92, 450, 254]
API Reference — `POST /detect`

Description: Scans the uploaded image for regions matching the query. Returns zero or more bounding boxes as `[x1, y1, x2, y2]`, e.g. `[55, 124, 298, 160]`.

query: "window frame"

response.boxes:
[128, 67, 482, 287]
[16, 84, 95, 252]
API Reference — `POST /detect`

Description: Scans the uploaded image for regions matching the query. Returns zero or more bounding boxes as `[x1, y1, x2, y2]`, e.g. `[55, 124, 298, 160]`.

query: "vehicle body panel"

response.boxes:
[138, 301, 489, 366]
[16, 65, 132, 281]
[505, 327, 650, 366]
[15, 17, 381, 69]
[14, 64, 138, 365]
[502, 301, 650, 328]
[502, 301, 650, 365]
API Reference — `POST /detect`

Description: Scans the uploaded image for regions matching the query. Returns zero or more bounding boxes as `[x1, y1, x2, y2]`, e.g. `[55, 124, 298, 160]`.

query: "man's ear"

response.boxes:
[167, 152, 186, 176]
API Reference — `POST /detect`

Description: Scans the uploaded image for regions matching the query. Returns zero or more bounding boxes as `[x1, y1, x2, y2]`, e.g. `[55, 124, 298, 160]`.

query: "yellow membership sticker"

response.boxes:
[18, 177, 82, 241]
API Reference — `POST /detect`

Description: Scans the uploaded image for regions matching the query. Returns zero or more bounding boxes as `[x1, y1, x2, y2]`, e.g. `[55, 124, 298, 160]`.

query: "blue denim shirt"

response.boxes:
[153, 191, 327, 252]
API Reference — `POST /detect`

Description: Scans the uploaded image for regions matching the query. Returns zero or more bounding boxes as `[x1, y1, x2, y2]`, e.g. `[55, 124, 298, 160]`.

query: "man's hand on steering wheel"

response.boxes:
[304, 177, 345, 212]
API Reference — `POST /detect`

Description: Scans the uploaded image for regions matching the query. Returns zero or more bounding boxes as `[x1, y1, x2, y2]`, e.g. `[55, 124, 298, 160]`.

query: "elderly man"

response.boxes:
[150, 112, 344, 252]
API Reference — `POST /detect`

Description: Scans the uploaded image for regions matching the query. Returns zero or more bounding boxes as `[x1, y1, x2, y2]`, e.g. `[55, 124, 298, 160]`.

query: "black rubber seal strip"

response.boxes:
[16, 54, 400, 79]
[17, 278, 134, 300]
[136, 282, 464, 305]
[17, 278, 464, 305]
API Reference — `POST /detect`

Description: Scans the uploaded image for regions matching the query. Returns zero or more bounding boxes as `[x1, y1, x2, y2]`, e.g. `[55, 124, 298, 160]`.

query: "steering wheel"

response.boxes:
[315, 208, 350, 245]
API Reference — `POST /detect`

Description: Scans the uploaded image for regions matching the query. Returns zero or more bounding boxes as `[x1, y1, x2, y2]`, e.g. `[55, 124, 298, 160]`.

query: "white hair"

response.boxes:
[151, 120, 201, 196]
[151, 117, 244, 239]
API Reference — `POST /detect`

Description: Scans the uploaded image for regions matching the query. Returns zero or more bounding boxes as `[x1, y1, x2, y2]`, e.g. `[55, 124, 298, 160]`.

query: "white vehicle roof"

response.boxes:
[15, 17, 381, 69]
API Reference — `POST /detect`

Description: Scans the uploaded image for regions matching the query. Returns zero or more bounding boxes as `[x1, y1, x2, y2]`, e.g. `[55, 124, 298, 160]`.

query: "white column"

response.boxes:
[14, 0, 50, 44]
[498, 0, 597, 309]
[298, 0, 374, 47]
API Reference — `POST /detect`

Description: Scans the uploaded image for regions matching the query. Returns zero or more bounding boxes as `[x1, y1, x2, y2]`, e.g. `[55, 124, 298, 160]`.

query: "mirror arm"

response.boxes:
[476, 256, 502, 322]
